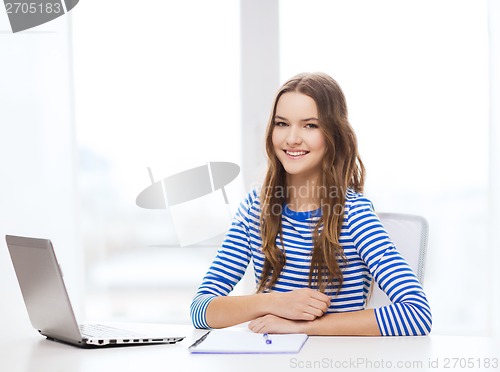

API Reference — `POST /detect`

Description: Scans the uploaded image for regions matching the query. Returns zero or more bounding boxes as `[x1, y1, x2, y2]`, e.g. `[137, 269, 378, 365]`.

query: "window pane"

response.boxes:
[72, 0, 241, 323]
[279, 0, 489, 335]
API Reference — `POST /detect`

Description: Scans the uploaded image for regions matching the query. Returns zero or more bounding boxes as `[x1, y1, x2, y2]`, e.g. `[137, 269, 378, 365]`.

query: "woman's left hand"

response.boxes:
[248, 314, 307, 334]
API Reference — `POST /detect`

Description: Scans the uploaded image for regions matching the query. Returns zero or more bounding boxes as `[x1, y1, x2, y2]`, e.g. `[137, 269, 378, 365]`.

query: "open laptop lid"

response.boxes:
[6, 235, 185, 347]
[6, 235, 83, 344]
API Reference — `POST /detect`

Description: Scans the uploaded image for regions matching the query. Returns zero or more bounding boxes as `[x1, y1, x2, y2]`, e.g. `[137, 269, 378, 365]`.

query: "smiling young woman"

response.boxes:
[190, 72, 432, 336]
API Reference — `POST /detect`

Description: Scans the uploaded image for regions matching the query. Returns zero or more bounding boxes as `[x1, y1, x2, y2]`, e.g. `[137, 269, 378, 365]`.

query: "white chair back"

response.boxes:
[366, 212, 429, 308]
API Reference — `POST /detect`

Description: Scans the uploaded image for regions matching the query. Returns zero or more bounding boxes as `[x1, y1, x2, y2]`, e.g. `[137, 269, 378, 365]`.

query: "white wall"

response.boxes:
[488, 0, 500, 337]
[240, 0, 280, 189]
[0, 14, 81, 335]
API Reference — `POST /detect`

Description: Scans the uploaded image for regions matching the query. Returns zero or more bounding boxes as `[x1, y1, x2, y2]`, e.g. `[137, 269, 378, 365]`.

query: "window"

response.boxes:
[279, 0, 490, 335]
[72, 0, 241, 323]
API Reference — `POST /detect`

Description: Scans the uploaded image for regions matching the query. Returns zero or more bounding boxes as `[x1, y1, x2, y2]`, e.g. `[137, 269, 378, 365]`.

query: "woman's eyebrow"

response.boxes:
[274, 115, 288, 121]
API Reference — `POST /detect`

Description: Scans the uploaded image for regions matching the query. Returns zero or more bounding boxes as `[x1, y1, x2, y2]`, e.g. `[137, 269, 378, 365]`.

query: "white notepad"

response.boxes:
[188, 330, 308, 354]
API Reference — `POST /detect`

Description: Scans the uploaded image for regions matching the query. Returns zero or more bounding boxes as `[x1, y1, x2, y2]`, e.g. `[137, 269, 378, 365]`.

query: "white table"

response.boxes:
[1, 323, 498, 372]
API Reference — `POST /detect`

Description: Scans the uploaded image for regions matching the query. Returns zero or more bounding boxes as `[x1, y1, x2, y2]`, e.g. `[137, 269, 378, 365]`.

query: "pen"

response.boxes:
[263, 333, 272, 344]
[189, 331, 211, 350]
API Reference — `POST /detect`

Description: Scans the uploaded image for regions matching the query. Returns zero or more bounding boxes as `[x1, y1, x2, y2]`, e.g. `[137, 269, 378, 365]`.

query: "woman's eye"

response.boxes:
[274, 121, 288, 127]
[305, 123, 319, 129]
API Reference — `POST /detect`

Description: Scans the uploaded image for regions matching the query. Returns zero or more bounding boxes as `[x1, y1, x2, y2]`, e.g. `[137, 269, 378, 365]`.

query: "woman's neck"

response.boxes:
[285, 174, 322, 212]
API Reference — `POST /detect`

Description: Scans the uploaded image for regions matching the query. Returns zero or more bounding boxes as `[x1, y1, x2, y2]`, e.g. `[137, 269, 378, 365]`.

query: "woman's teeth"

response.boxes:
[286, 150, 308, 157]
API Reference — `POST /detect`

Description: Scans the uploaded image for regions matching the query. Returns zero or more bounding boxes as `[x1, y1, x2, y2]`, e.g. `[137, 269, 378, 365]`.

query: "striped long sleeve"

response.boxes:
[190, 188, 432, 335]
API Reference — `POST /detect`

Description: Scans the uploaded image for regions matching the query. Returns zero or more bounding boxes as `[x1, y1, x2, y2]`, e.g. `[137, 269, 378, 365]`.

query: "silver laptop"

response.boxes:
[5, 235, 185, 348]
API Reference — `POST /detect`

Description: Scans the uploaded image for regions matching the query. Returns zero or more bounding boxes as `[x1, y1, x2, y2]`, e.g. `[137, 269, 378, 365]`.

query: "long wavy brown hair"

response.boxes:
[258, 72, 365, 294]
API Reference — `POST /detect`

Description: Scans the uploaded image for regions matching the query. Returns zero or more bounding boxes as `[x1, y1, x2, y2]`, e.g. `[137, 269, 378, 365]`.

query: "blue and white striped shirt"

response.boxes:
[190, 189, 432, 336]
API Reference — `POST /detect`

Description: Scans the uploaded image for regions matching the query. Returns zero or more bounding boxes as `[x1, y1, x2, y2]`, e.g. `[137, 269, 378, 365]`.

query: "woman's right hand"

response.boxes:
[269, 288, 331, 320]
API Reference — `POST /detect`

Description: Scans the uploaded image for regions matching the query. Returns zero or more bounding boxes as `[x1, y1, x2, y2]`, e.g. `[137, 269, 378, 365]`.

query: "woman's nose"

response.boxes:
[286, 126, 302, 145]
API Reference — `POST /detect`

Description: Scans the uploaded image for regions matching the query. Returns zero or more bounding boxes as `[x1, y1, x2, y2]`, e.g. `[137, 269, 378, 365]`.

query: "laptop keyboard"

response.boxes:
[79, 324, 143, 339]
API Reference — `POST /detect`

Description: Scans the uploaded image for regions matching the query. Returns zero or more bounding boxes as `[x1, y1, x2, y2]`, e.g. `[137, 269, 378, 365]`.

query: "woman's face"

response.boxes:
[272, 91, 326, 183]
